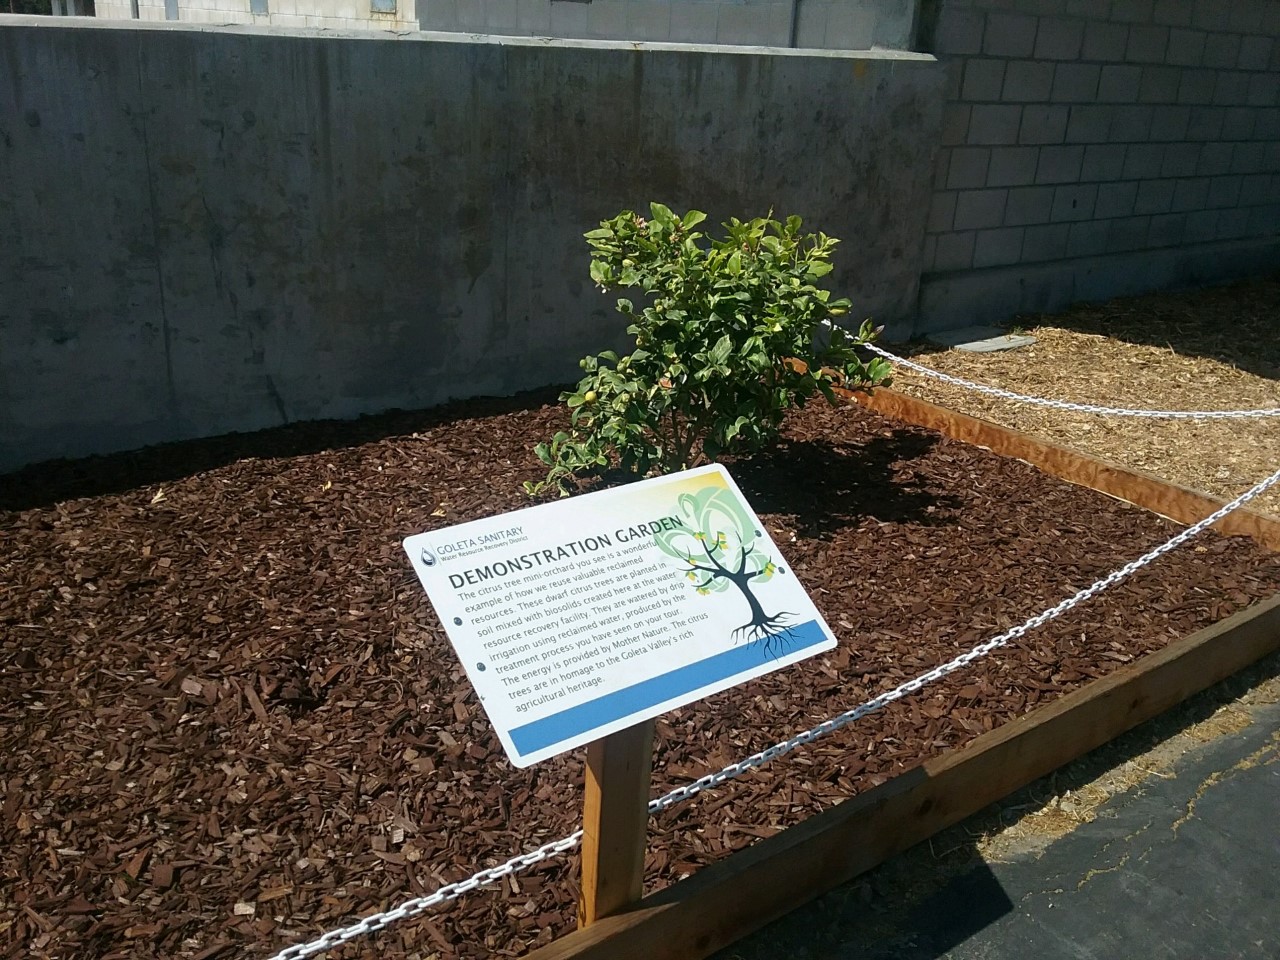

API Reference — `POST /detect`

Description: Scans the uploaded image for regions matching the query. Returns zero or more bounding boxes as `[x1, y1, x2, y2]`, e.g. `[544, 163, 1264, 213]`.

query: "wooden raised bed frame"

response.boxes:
[527, 387, 1280, 960]
[854, 388, 1280, 552]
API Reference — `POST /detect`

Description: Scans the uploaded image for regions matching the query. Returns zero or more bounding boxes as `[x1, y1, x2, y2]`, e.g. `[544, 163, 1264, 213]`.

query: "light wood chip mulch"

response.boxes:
[888, 275, 1280, 518]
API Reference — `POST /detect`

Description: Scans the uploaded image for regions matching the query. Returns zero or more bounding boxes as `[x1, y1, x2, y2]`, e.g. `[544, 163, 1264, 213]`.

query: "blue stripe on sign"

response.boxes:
[509, 619, 827, 755]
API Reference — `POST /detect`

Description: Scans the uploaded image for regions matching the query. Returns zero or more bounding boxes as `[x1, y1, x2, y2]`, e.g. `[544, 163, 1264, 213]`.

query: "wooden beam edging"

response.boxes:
[847, 387, 1280, 552]
[526, 593, 1280, 960]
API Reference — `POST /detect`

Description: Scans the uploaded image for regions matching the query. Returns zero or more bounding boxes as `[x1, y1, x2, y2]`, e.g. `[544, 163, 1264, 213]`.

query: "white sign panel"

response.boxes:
[403, 464, 836, 767]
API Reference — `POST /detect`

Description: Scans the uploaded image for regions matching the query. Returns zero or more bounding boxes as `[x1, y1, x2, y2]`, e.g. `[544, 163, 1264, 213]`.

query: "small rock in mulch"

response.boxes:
[2, 395, 1277, 960]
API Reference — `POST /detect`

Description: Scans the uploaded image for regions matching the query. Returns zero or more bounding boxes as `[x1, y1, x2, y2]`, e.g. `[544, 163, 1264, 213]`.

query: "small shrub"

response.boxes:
[527, 203, 892, 495]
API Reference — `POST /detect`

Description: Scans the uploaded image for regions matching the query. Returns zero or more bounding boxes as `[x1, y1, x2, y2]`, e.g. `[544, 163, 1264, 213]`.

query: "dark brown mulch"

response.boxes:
[2, 396, 1277, 960]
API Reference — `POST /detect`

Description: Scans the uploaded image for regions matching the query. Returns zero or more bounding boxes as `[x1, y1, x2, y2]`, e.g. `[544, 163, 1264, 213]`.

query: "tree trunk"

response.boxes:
[729, 573, 770, 628]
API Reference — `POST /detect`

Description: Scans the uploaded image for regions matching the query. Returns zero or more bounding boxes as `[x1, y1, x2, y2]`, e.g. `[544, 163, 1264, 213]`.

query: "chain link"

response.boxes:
[865, 343, 1280, 419]
[267, 464, 1280, 959]
[267, 830, 584, 960]
[653, 464, 1280, 812]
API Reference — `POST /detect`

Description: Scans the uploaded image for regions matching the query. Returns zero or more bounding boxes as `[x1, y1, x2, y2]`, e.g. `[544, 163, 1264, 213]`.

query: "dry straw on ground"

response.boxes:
[889, 276, 1280, 518]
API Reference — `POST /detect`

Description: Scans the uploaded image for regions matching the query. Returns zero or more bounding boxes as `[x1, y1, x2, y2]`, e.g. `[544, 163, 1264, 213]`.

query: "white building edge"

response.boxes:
[83, 0, 909, 50]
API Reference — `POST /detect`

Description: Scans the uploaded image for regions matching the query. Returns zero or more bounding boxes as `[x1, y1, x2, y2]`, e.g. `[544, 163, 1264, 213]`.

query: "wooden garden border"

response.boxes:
[530, 593, 1280, 960]
[526, 388, 1280, 960]
[850, 387, 1280, 551]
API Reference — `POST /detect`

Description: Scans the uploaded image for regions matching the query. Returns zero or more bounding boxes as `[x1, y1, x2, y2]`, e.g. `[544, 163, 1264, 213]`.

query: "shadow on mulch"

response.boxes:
[729, 430, 962, 538]
[0, 387, 565, 513]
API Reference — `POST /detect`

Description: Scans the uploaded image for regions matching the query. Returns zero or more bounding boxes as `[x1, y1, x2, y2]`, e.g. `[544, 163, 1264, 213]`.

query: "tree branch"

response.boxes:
[680, 550, 721, 577]
[700, 539, 731, 575]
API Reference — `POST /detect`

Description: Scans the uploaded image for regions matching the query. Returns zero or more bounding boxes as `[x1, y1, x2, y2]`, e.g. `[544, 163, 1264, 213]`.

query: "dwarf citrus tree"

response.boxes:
[526, 203, 892, 495]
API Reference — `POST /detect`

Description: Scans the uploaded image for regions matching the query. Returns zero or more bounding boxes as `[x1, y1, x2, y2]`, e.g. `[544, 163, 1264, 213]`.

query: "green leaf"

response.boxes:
[709, 335, 733, 366]
[681, 209, 708, 230]
[649, 201, 675, 224]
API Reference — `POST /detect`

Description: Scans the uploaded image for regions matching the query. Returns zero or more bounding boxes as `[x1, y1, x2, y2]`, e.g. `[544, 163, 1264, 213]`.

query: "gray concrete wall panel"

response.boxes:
[0, 20, 943, 470]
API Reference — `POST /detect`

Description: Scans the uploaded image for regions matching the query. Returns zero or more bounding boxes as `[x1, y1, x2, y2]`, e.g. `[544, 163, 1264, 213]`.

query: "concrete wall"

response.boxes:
[419, 0, 919, 50]
[0, 19, 943, 471]
[916, 0, 1280, 331]
[95, 0, 418, 32]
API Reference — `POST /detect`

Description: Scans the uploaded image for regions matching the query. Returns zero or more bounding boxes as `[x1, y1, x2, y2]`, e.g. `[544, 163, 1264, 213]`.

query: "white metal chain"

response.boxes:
[267, 464, 1280, 960]
[267, 831, 584, 960]
[865, 343, 1280, 419]
[652, 463, 1280, 808]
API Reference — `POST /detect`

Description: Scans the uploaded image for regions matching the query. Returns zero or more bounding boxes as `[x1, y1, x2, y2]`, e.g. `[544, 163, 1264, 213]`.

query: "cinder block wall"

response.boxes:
[420, 0, 918, 50]
[917, 0, 1280, 331]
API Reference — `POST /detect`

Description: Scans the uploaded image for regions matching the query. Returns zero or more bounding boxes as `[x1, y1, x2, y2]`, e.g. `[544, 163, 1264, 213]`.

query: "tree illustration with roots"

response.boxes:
[653, 486, 800, 656]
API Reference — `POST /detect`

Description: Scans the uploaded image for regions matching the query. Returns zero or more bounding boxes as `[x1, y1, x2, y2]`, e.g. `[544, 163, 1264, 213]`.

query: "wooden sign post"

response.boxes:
[403, 465, 837, 924]
[577, 719, 656, 928]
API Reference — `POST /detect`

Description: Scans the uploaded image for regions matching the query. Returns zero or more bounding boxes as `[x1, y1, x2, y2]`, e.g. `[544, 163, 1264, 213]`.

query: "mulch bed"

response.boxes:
[890, 274, 1280, 517]
[3, 395, 1278, 960]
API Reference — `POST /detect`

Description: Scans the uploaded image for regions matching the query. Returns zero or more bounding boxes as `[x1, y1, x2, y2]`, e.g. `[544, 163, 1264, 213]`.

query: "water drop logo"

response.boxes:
[420, 546, 438, 567]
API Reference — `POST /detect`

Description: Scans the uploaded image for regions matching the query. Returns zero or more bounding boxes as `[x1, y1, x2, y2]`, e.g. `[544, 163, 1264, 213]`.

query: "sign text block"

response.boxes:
[404, 465, 836, 767]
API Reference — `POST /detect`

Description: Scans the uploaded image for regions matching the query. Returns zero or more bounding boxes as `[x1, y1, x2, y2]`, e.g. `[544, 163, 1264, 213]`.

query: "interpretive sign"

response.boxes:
[403, 464, 836, 767]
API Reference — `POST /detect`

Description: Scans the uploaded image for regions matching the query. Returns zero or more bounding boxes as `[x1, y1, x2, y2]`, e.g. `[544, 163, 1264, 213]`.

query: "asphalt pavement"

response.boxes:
[716, 660, 1280, 960]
